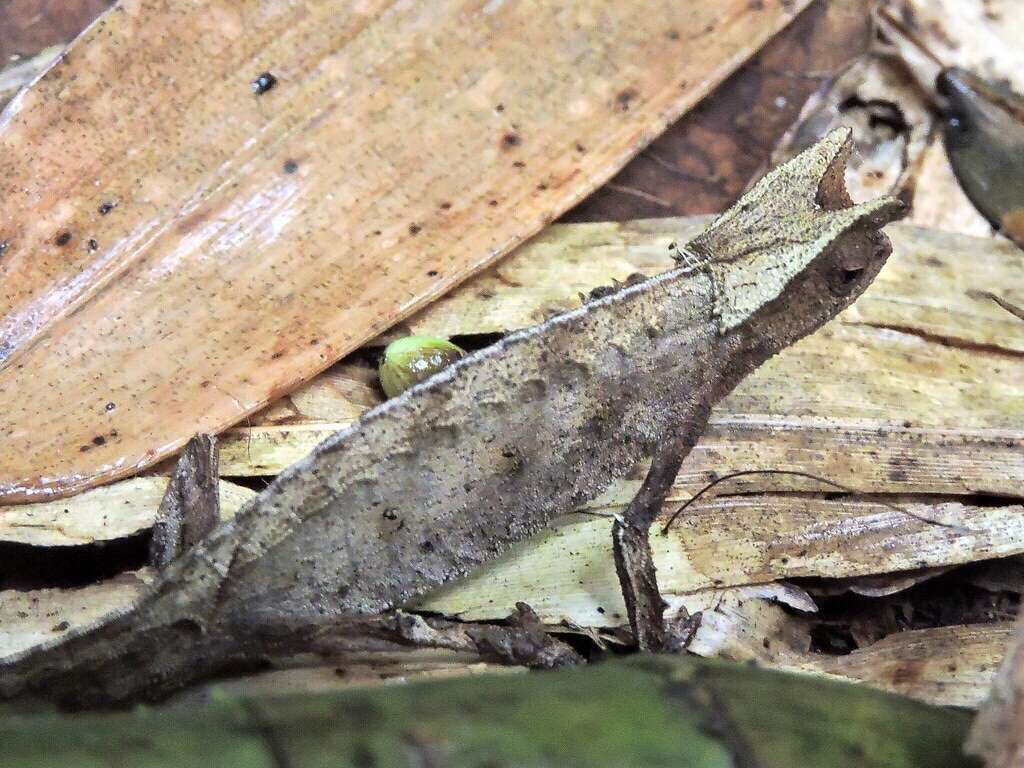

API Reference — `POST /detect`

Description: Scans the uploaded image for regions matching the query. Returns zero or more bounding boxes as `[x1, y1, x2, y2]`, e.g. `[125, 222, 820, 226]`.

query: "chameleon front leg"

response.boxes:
[612, 431, 694, 652]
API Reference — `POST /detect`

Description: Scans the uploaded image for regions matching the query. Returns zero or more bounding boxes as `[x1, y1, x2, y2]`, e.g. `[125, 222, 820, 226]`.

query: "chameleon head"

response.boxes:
[680, 127, 907, 363]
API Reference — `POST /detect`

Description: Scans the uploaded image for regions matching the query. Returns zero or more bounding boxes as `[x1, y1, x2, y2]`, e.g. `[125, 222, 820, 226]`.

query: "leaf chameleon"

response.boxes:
[0, 129, 905, 706]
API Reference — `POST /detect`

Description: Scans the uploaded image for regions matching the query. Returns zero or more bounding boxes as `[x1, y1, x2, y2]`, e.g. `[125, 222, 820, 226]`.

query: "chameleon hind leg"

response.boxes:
[612, 431, 696, 651]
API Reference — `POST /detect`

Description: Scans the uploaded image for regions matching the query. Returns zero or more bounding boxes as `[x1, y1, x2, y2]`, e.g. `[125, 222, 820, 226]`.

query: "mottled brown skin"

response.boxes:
[0, 131, 905, 707]
[148, 434, 220, 568]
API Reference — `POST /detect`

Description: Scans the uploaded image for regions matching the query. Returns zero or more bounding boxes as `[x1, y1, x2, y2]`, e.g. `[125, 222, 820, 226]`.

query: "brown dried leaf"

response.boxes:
[0, 0, 809, 503]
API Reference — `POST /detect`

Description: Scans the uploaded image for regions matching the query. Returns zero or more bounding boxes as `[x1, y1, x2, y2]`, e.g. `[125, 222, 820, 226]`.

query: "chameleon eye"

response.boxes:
[825, 247, 870, 296]
[826, 263, 864, 296]
[839, 266, 864, 283]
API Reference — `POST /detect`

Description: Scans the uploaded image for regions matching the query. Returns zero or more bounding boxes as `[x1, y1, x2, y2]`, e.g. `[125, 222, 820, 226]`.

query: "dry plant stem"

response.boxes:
[288, 606, 582, 671]
[660, 468, 975, 536]
[972, 290, 1024, 323]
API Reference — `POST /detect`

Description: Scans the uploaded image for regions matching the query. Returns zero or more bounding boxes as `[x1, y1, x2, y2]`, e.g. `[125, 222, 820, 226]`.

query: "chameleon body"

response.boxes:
[0, 130, 905, 706]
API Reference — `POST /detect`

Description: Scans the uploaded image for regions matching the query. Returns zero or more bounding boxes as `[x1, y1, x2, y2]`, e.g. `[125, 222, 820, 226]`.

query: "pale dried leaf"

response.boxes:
[0, 478, 256, 546]
[687, 591, 813, 666]
[415, 498, 1024, 626]
[688, 593, 1011, 708]
[0, 570, 153, 660]
[878, 0, 1024, 93]
[665, 581, 818, 624]
[814, 623, 1013, 708]
[288, 362, 381, 422]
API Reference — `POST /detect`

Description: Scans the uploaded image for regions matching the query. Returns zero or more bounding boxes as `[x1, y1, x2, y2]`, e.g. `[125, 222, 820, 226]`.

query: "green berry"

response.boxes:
[378, 336, 465, 398]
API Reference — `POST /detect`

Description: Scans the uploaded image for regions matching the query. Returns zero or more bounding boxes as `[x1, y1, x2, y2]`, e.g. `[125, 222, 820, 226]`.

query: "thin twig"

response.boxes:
[604, 183, 673, 209]
[874, 6, 945, 67]
[970, 289, 1024, 324]
[659, 469, 977, 536]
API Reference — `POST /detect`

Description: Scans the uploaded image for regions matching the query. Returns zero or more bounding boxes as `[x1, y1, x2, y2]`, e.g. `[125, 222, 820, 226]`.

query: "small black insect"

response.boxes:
[251, 72, 277, 95]
[0, 240, 8, 256]
[98, 201, 116, 215]
[55, 231, 72, 247]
